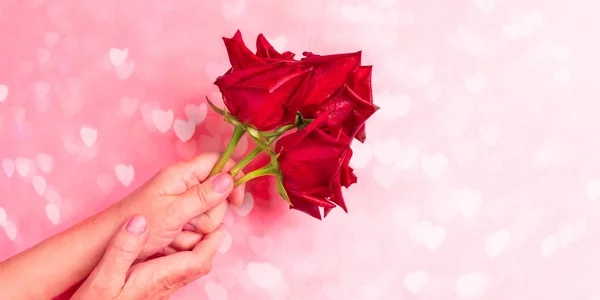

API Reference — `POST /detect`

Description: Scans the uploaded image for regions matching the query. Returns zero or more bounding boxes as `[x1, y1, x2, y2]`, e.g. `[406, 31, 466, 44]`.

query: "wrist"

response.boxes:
[12, 201, 128, 299]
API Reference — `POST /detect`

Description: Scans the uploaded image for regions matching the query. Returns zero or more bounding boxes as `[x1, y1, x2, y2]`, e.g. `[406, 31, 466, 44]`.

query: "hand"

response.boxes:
[0, 153, 245, 300]
[71, 215, 226, 299]
[107, 152, 245, 259]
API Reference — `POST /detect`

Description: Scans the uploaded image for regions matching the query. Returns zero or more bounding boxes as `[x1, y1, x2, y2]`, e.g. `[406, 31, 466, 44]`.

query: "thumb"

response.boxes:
[173, 173, 233, 220]
[90, 215, 149, 286]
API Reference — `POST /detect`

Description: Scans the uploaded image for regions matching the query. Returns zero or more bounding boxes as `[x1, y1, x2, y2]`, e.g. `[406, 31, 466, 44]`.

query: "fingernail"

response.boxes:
[212, 173, 232, 193]
[182, 223, 196, 231]
[125, 215, 147, 236]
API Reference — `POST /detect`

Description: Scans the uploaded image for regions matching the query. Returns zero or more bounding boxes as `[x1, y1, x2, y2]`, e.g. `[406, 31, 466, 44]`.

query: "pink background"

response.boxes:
[0, 0, 598, 299]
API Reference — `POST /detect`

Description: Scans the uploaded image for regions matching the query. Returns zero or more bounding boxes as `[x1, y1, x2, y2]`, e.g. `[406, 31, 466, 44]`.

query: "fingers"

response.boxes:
[164, 224, 226, 272]
[158, 153, 221, 195]
[95, 215, 148, 279]
[121, 225, 227, 298]
[157, 225, 226, 261]
[228, 170, 245, 207]
[182, 223, 196, 231]
[167, 200, 228, 252]
[189, 201, 229, 234]
[162, 246, 179, 256]
[172, 173, 233, 220]
[169, 231, 204, 252]
[190, 223, 227, 261]
[72, 215, 148, 299]
[159, 153, 235, 192]
[160, 153, 246, 206]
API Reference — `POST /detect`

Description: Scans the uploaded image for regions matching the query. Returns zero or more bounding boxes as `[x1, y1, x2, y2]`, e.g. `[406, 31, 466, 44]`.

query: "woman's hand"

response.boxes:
[108, 152, 245, 259]
[0, 152, 245, 299]
[71, 215, 226, 300]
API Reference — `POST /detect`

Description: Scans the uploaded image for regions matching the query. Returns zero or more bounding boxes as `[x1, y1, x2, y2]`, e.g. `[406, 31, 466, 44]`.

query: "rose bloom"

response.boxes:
[297, 52, 378, 142]
[215, 31, 378, 137]
[275, 114, 357, 219]
[215, 31, 312, 131]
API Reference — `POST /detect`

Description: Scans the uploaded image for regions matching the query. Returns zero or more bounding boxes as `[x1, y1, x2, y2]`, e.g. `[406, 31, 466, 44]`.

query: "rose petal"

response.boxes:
[215, 62, 312, 130]
[289, 201, 322, 220]
[256, 34, 296, 60]
[299, 51, 362, 108]
[222, 30, 265, 71]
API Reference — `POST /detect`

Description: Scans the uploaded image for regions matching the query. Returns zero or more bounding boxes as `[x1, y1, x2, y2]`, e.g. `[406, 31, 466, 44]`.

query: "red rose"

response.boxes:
[297, 51, 362, 109]
[310, 65, 378, 142]
[216, 31, 377, 138]
[216, 31, 313, 130]
[296, 53, 378, 142]
[275, 114, 357, 219]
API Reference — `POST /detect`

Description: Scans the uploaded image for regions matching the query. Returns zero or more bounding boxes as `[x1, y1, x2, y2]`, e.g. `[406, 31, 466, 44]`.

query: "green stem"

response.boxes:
[229, 125, 295, 177]
[209, 125, 246, 176]
[233, 163, 278, 188]
[230, 147, 262, 177]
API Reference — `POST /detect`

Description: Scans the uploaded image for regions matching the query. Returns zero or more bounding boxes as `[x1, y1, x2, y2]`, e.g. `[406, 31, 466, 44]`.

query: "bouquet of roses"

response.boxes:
[207, 31, 378, 219]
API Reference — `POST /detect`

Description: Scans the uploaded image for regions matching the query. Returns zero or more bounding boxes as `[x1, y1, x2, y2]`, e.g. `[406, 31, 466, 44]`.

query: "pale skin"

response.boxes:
[0, 153, 246, 299]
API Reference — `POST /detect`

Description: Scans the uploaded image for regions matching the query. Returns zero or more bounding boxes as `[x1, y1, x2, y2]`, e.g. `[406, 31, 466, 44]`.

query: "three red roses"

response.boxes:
[209, 31, 378, 219]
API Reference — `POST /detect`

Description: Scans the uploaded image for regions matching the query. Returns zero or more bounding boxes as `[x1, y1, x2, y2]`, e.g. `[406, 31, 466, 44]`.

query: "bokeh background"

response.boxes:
[1, 0, 600, 299]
